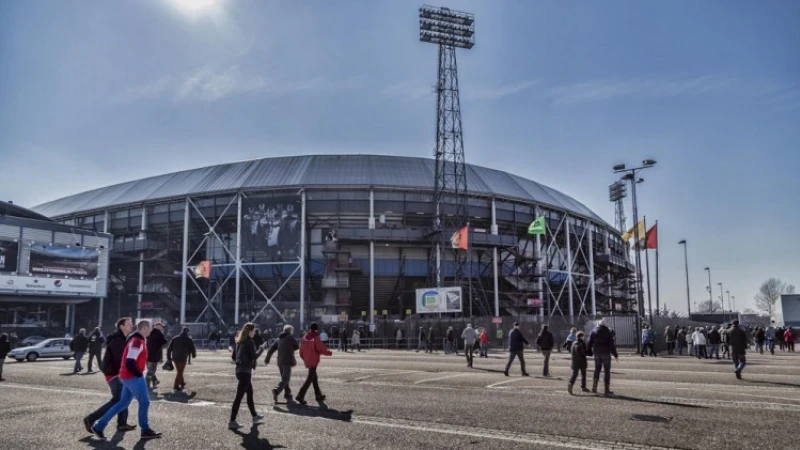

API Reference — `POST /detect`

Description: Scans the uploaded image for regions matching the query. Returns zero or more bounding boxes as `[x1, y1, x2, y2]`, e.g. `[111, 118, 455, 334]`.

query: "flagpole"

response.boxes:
[643, 216, 653, 324]
[655, 220, 660, 316]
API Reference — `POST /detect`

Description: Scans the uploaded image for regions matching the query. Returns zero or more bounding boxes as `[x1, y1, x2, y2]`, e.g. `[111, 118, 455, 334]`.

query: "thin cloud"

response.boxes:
[113, 76, 173, 103]
[463, 79, 539, 101]
[382, 79, 539, 102]
[177, 65, 266, 101]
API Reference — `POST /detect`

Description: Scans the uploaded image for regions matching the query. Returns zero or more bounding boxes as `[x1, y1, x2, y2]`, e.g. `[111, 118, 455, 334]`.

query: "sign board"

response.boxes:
[415, 287, 462, 314]
[361, 311, 367, 317]
[0, 274, 98, 295]
[491, 317, 503, 324]
[29, 243, 100, 278]
[140, 301, 154, 310]
[381, 309, 388, 316]
[0, 240, 19, 273]
[527, 298, 543, 307]
[405, 309, 412, 315]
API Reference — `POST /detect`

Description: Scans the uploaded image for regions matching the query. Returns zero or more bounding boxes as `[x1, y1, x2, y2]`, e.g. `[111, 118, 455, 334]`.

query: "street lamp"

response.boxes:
[704, 267, 712, 312]
[726, 290, 731, 320]
[718, 282, 724, 314]
[613, 159, 657, 343]
[678, 240, 691, 315]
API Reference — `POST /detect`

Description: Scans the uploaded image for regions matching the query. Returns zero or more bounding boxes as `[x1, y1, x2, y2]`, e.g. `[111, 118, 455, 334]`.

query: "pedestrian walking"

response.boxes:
[145, 322, 167, 390]
[765, 322, 775, 355]
[340, 327, 349, 352]
[721, 324, 731, 359]
[229, 323, 266, 430]
[536, 325, 554, 377]
[479, 328, 490, 358]
[784, 327, 796, 352]
[686, 328, 694, 357]
[228, 327, 238, 352]
[427, 327, 435, 353]
[0, 333, 10, 381]
[296, 323, 333, 405]
[563, 327, 577, 352]
[567, 331, 589, 395]
[755, 327, 766, 354]
[83, 317, 137, 435]
[587, 319, 619, 396]
[416, 327, 426, 353]
[445, 326, 456, 355]
[351, 328, 361, 352]
[167, 327, 197, 392]
[693, 327, 708, 359]
[496, 327, 504, 350]
[775, 326, 785, 352]
[395, 328, 403, 349]
[708, 326, 722, 359]
[664, 326, 675, 356]
[265, 324, 299, 403]
[90, 320, 161, 441]
[87, 328, 105, 373]
[461, 324, 477, 368]
[320, 329, 329, 345]
[728, 320, 749, 379]
[676, 327, 686, 356]
[71, 328, 90, 373]
[253, 329, 264, 349]
[504, 322, 529, 376]
[208, 330, 220, 351]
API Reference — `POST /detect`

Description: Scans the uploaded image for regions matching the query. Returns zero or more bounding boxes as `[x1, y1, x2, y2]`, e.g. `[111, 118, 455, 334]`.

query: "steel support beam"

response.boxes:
[180, 198, 189, 325]
[589, 225, 597, 316]
[137, 206, 146, 319]
[235, 193, 242, 325]
[566, 215, 574, 317]
[300, 190, 306, 329]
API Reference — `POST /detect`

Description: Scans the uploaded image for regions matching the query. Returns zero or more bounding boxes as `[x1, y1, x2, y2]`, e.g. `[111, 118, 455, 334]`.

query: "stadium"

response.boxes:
[22, 154, 634, 330]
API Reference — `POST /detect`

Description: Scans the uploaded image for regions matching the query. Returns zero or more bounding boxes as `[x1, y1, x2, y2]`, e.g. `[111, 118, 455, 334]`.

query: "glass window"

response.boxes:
[129, 208, 143, 217]
[373, 191, 405, 201]
[404, 192, 434, 202]
[111, 210, 128, 219]
[338, 191, 369, 200]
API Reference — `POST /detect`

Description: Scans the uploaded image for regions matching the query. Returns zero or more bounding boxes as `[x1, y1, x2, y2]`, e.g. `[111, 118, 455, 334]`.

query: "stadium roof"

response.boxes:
[31, 155, 605, 224]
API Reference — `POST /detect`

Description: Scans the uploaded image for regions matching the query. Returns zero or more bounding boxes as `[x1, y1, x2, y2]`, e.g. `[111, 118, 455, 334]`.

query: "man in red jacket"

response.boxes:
[296, 323, 332, 405]
[784, 327, 796, 352]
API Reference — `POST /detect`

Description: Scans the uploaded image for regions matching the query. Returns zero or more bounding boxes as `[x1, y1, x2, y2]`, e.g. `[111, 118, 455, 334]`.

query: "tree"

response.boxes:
[698, 299, 724, 313]
[754, 278, 796, 317]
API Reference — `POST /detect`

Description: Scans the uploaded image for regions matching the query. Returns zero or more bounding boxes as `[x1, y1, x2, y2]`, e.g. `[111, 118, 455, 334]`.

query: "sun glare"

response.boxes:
[169, 0, 221, 17]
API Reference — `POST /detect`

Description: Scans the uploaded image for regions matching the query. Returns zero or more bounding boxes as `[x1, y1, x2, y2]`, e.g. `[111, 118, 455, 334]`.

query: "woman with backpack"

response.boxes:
[229, 323, 266, 430]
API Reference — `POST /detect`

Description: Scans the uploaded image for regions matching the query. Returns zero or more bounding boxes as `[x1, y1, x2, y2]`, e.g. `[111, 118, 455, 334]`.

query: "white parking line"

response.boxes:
[354, 370, 420, 382]
[414, 373, 469, 384]
[486, 378, 527, 389]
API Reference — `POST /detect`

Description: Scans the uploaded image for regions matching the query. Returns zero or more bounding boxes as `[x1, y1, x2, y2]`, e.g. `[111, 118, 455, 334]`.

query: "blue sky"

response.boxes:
[1, 0, 798, 314]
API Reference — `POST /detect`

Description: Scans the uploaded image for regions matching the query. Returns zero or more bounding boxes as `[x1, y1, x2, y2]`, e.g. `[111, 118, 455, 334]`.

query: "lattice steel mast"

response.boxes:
[419, 5, 474, 290]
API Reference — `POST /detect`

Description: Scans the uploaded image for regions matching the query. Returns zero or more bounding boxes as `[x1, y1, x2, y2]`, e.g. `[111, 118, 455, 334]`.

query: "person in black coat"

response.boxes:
[728, 320, 749, 379]
[229, 323, 266, 429]
[504, 322, 530, 377]
[265, 324, 299, 403]
[167, 327, 197, 391]
[0, 333, 11, 381]
[83, 317, 136, 433]
[536, 325, 555, 377]
[253, 329, 264, 348]
[87, 328, 105, 373]
[567, 331, 589, 394]
[145, 323, 168, 390]
[70, 328, 90, 373]
[587, 319, 619, 396]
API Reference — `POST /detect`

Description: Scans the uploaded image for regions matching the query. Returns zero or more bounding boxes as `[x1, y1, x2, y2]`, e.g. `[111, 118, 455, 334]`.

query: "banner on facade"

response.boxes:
[0, 274, 98, 295]
[415, 287, 462, 314]
[242, 196, 301, 262]
[29, 243, 100, 278]
[0, 240, 19, 273]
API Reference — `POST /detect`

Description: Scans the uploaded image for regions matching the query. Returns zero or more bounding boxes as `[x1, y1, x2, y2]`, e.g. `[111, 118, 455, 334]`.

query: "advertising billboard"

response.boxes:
[0, 240, 19, 273]
[242, 197, 301, 262]
[29, 243, 100, 278]
[415, 287, 462, 314]
[0, 274, 98, 295]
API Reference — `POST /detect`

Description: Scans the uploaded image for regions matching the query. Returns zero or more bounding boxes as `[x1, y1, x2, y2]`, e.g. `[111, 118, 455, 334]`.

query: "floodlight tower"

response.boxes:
[420, 5, 474, 290]
[608, 181, 627, 234]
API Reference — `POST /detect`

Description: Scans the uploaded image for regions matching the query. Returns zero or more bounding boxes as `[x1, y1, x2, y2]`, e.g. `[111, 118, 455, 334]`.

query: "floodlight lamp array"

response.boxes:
[608, 181, 627, 202]
[419, 5, 475, 49]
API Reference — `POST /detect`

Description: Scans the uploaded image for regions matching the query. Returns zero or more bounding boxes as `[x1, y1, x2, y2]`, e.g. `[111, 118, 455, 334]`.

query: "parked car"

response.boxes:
[8, 338, 73, 362]
[20, 336, 47, 346]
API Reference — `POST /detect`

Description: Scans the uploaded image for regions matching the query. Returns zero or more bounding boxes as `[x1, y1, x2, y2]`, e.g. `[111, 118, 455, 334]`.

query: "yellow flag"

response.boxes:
[621, 220, 646, 242]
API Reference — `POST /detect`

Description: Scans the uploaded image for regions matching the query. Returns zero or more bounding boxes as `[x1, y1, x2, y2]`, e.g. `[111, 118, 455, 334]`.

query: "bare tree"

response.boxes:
[698, 299, 724, 313]
[754, 278, 795, 317]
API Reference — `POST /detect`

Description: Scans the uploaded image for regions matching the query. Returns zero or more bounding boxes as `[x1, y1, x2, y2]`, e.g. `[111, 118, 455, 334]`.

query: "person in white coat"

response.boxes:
[351, 328, 361, 352]
[693, 327, 708, 359]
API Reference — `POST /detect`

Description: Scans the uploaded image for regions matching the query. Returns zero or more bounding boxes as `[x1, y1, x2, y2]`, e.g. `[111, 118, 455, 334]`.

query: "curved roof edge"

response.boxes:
[31, 155, 609, 226]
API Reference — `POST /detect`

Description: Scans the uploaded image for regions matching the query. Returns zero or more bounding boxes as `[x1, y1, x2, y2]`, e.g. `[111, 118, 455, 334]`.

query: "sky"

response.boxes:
[1, 0, 798, 314]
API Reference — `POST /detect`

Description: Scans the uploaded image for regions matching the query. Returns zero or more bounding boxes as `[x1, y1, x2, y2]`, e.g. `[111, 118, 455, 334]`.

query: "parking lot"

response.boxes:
[1, 347, 799, 449]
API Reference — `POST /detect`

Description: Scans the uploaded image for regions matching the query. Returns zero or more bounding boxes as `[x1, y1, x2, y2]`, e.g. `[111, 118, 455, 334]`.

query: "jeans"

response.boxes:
[417, 340, 426, 352]
[687, 344, 693, 357]
[480, 342, 489, 357]
[464, 343, 475, 367]
[88, 352, 102, 372]
[95, 376, 150, 432]
[297, 367, 322, 400]
[541, 350, 552, 376]
[709, 344, 720, 359]
[231, 372, 257, 421]
[569, 368, 586, 388]
[86, 377, 129, 426]
[505, 350, 526, 374]
[696, 345, 707, 359]
[445, 341, 456, 355]
[593, 354, 612, 385]
[0, 359, 5, 379]
[74, 352, 84, 372]
[174, 361, 187, 389]
[146, 362, 159, 388]
[275, 365, 293, 397]
[732, 353, 746, 373]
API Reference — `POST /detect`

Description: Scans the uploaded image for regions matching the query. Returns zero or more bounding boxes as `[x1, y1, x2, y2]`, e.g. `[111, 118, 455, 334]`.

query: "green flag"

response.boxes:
[528, 216, 546, 235]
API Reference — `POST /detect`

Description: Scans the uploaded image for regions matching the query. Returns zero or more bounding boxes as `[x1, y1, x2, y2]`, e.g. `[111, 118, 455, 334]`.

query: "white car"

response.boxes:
[8, 338, 74, 362]
[20, 335, 47, 346]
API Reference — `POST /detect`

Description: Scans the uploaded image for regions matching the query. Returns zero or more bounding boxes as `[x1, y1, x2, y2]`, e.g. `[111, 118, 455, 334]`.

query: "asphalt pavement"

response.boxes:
[1, 346, 798, 450]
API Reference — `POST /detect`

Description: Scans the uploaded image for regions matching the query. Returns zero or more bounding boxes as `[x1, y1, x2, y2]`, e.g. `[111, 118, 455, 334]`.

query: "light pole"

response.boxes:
[718, 282, 724, 315]
[704, 267, 712, 312]
[678, 240, 691, 316]
[613, 159, 657, 346]
[726, 290, 731, 321]
[731, 296, 736, 315]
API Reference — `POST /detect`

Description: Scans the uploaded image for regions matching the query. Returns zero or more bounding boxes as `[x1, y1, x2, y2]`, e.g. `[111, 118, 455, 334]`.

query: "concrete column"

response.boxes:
[535, 206, 544, 315]
[180, 198, 190, 325]
[369, 188, 375, 326]
[137, 206, 146, 319]
[566, 215, 574, 318]
[300, 190, 306, 329]
[491, 198, 499, 316]
[589, 224, 597, 316]
[99, 211, 109, 328]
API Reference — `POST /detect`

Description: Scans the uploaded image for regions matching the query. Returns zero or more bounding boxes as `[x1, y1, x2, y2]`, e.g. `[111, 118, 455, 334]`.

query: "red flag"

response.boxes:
[645, 224, 658, 249]
[450, 226, 469, 250]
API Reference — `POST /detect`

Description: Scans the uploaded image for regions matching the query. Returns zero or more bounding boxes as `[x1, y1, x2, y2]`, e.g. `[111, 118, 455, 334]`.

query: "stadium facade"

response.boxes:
[29, 155, 634, 328]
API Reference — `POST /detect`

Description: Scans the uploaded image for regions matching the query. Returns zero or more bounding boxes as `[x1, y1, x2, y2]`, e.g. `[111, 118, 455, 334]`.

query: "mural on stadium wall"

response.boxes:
[0, 240, 19, 273]
[241, 197, 301, 262]
[29, 243, 100, 278]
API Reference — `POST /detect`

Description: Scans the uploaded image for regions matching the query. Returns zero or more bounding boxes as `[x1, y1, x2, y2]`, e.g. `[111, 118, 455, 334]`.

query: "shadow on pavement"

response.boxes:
[79, 435, 125, 449]
[743, 380, 800, 388]
[273, 402, 353, 422]
[160, 391, 198, 403]
[232, 424, 285, 450]
[607, 394, 709, 409]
